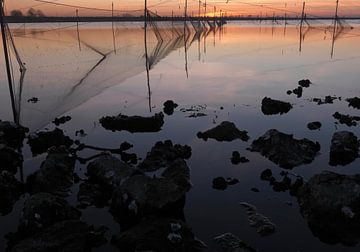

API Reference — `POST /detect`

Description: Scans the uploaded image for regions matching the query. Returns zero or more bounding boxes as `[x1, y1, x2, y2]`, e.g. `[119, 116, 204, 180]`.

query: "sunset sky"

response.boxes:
[5, 0, 360, 17]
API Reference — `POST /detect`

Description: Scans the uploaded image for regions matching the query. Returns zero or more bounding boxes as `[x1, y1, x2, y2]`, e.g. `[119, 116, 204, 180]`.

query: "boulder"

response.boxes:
[163, 100, 178, 115]
[333, 112, 360, 127]
[261, 97, 292, 115]
[329, 131, 359, 166]
[197, 121, 249, 142]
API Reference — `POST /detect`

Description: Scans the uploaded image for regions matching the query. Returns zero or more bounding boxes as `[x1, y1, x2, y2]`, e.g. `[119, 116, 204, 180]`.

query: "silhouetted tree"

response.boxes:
[10, 10, 23, 17]
[27, 8, 45, 17]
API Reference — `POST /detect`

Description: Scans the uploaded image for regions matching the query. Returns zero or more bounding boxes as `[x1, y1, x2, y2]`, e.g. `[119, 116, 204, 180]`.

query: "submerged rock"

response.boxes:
[312, 95, 339, 105]
[197, 121, 249, 142]
[212, 177, 239, 190]
[329, 131, 359, 166]
[100, 112, 164, 133]
[112, 217, 206, 252]
[231, 151, 249, 165]
[346, 97, 360, 109]
[27, 147, 76, 195]
[213, 233, 257, 252]
[239, 202, 276, 236]
[292, 86, 303, 98]
[249, 129, 320, 169]
[333, 112, 360, 127]
[261, 97, 292, 115]
[138, 140, 191, 172]
[163, 100, 178, 115]
[27, 128, 73, 156]
[0, 171, 24, 216]
[0, 121, 28, 148]
[297, 171, 360, 246]
[307, 121, 322, 130]
[298, 79, 312, 88]
[52, 116, 72, 126]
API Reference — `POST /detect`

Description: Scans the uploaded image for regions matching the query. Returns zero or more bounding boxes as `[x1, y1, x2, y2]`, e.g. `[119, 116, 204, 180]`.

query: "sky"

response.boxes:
[5, 0, 360, 17]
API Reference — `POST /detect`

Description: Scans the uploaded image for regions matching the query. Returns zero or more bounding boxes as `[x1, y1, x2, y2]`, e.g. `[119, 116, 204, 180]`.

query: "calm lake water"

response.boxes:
[1, 20, 360, 251]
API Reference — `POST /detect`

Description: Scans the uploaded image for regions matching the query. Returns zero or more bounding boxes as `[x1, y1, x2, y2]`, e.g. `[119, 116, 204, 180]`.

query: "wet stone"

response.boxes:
[197, 121, 249, 142]
[213, 233, 257, 252]
[112, 217, 206, 252]
[333, 112, 360, 127]
[307, 121, 322, 130]
[27, 128, 73, 156]
[26, 147, 76, 196]
[249, 129, 320, 169]
[163, 100, 178, 115]
[346, 97, 360, 109]
[99, 112, 164, 133]
[329, 131, 359, 166]
[0, 171, 24, 216]
[231, 151, 249, 165]
[239, 202, 276, 236]
[52, 116, 72, 126]
[297, 171, 360, 246]
[261, 97, 292, 115]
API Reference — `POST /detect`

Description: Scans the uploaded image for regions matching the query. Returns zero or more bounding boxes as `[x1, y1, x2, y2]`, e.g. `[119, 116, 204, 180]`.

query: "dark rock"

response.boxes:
[120, 152, 138, 164]
[27, 147, 75, 195]
[100, 112, 164, 133]
[112, 217, 206, 252]
[261, 97, 292, 115]
[139, 140, 191, 172]
[239, 202, 276, 236]
[227, 178, 239, 186]
[120, 141, 133, 151]
[52, 116, 71, 126]
[11, 220, 105, 252]
[333, 112, 360, 127]
[346, 97, 360, 109]
[163, 100, 178, 115]
[212, 177, 228, 190]
[329, 131, 359, 166]
[249, 129, 320, 169]
[260, 169, 272, 181]
[298, 79, 311, 88]
[75, 129, 86, 137]
[187, 112, 207, 118]
[297, 171, 360, 246]
[17, 193, 81, 237]
[307, 121, 322, 130]
[213, 233, 257, 252]
[312, 95, 338, 105]
[286, 90, 292, 95]
[231, 151, 249, 164]
[292, 86, 303, 98]
[197, 121, 249, 142]
[27, 97, 39, 103]
[0, 171, 24, 216]
[251, 188, 260, 192]
[0, 121, 28, 148]
[0, 144, 23, 173]
[27, 128, 73, 156]
[77, 182, 109, 208]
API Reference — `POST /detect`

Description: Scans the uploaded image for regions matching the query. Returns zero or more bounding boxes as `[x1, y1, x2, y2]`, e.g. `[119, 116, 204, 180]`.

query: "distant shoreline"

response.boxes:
[4, 16, 360, 23]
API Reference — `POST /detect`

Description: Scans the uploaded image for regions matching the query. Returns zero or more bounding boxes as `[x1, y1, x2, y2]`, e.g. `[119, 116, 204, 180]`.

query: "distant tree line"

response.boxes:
[10, 8, 45, 17]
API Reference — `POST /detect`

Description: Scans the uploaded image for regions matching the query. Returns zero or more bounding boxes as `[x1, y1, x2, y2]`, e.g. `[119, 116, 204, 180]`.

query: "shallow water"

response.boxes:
[1, 20, 360, 251]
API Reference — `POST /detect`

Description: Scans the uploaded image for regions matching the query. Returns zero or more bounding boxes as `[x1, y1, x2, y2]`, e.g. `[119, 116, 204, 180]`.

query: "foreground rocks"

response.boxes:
[0, 121, 28, 149]
[333, 112, 360, 127]
[239, 202, 276, 236]
[214, 233, 256, 252]
[100, 112, 164, 133]
[329, 131, 359, 166]
[0, 144, 23, 173]
[0, 171, 24, 216]
[197, 121, 249, 142]
[346, 97, 360, 109]
[261, 97, 292, 115]
[297, 171, 360, 246]
[249, 129, 320, 169]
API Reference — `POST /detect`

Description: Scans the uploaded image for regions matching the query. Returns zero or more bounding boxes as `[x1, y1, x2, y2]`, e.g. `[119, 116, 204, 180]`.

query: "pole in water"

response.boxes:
[331, 0, 340, 58]
[0, 0, 18, 124]
[184, 0, 188, 20]
[112, 2, 116, 54]
[76, 9, 81, 51]
[144, 0, 151, 112]
[300, 2, 305, 28]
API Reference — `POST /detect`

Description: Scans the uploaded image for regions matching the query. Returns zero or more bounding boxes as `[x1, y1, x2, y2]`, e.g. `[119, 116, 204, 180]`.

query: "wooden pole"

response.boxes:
[76, 9, 81, 51]
[331, 0, 340, 58]
[300, 2, 305, 28]
[144, 0, 151, 112]
[112, 2, 116, 54]
[0, 0, 17, 123]
[184, 0, 188, 20]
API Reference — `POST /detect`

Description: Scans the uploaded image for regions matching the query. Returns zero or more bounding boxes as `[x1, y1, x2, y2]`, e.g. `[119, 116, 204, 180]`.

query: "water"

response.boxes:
[1, 20, 360, 251]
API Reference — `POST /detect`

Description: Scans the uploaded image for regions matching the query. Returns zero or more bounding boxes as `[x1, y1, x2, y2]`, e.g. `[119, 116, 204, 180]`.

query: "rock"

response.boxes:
[163, 100, 178, 115]
[17, 193, 81, 237]
[187, 112, 207, 118]
[260, 169, 272, 181]
[298, 79, 311, 88]
[27, 128, 73, 156]
[197, 121, 249, 142]
[212, 177, 228, 190]
[227, 178, 239, 186]
[346, 97, 360, 109]
[0, 121, 28, 148]
[248, 129, 320, 169]
[213, 233, 257, 252]
[312, 95, 338, 105]
[99, 112, 164, 133]
[110, 159, 191, 223]
[52, 116, 71, 126]
[0, 144, 23, 173]
[329, 131, 359, 166]
[307, 121, 322, 130]
[27, 147, 76, 195]
[292, 86, 303, 98]
[120, 152, 138, 164]
[239, 202, 276, 236]
[261, 97, 292, 115]
[112, 217, 206, 252]
[286, 90, 292, 95]
[251, 188, 260, 193]
[138, 140, 191, 172]
[0, 171, 24, 216]
[10, 220, 105, 252]
[120, 141, 133, 152]
[333, 112, 360, 127]
[27, 97, 39, 103]
[77, 182, 109, 208]
[231, 151, 249, 165]
[297, 171, 360, 245]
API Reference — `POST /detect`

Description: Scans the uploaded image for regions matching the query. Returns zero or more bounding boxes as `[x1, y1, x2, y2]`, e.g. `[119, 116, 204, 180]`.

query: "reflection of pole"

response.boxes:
[299, 2, 305, 52]
[183, 22, 189, 78]
[76, 9, 81, 51]
[112, 2, 116, 54]
[144, 0, 151, 112]
[1, 0, 17, 124]
[331, 0, 339, 58]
